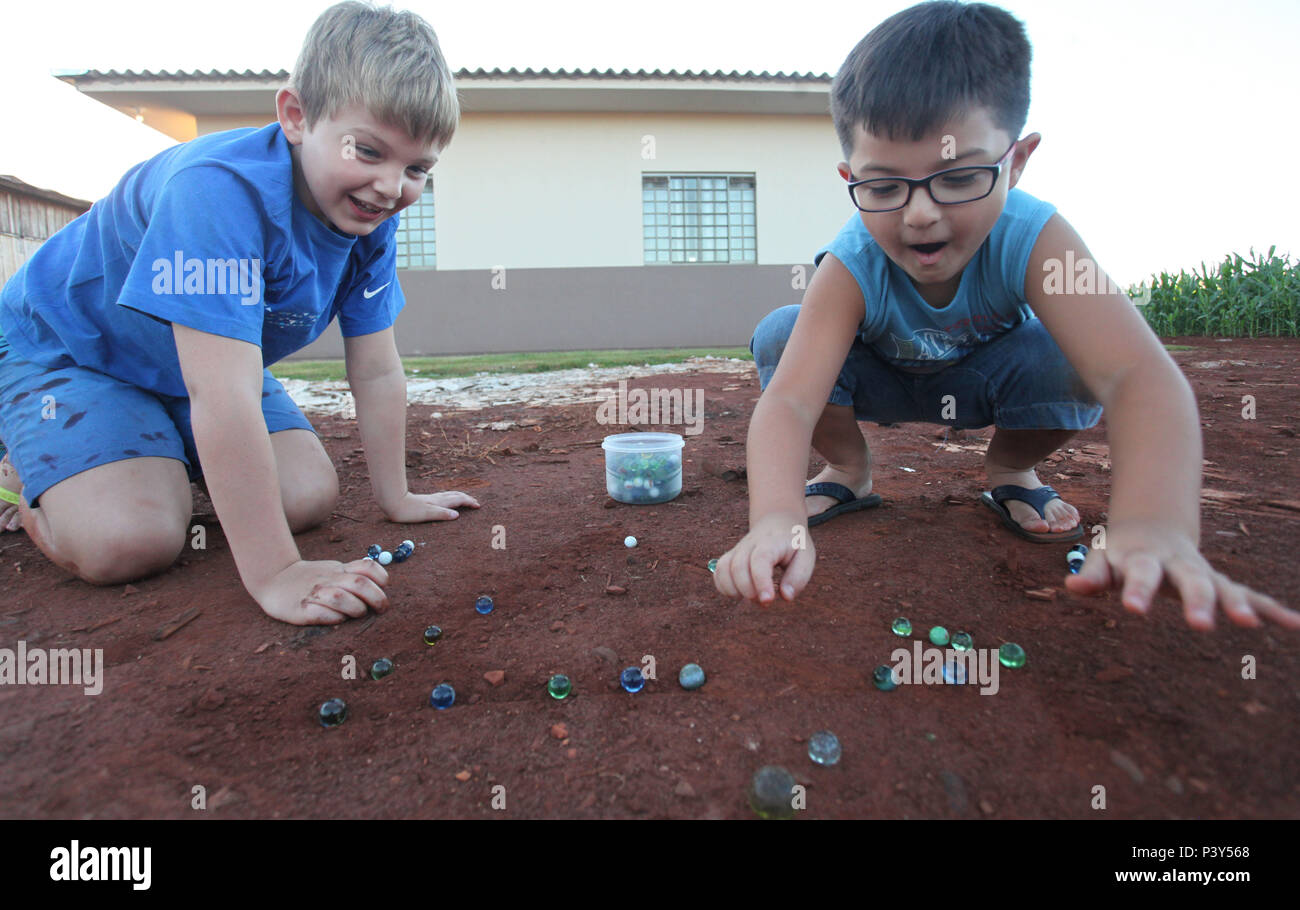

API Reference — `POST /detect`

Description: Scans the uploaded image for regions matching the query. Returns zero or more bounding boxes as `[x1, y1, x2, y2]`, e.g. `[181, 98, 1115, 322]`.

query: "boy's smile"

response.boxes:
[838, 107, 1039, 307]
[277, 92, 439, 237]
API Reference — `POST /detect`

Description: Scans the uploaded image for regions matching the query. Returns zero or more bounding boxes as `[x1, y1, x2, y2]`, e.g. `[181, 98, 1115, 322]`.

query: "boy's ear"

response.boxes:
[1007, 132, 1042, 190]
[836, 161, 853, 182]
[276, 87, 309, 145]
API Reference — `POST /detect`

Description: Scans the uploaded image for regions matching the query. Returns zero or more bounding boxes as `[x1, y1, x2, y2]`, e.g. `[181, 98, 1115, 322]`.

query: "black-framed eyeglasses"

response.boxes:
[846, 141, 1018, 213]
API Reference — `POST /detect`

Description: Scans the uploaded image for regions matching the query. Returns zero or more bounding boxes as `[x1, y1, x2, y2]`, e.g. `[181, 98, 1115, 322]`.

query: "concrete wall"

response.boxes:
[291, 263, 805, 358]
[197, 107, 852, 356]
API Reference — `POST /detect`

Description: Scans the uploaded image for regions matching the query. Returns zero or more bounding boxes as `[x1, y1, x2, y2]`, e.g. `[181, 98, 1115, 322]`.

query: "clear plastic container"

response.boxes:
[601, 432, 685, 504]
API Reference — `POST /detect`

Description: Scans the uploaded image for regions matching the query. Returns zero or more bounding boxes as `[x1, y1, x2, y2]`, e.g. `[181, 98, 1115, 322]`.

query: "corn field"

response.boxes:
[1129, 247, 1299, 338]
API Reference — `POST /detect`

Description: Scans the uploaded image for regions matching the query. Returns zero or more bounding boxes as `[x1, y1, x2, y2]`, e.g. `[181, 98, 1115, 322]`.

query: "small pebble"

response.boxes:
[483, 670, 506, 687]
[872, 665, 898, 691]
[624, 536, 637, 548]
[678, 663, 706, 690]
[475, 595, 494, 615]
[423, 625, 443, 646]
[999, 643, 1027, 668]
[891, 617, 912, 636]
[749, 766, 797, 819]
[929, 626, 949, 646]
[952, 631, 973, 651]
[377, 551, 393, 566]
[319, 698, 347, 727]
[808, 730, 842, 766]
[429, 683, 455, 709]
[370, 658, 394, 680]
[547, 674, 572, 699]
[550, 723, 568, 740]
[620, 667, 645, 693]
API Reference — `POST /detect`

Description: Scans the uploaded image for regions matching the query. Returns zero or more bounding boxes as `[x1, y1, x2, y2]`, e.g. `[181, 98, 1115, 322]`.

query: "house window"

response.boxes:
[395, 179, 436, 269]
[642, 174, 756, 264]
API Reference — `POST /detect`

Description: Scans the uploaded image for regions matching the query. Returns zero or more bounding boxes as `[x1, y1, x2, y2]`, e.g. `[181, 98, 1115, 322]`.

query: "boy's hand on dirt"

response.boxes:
[383, 491, 481, 523]
[255, 558, 389, 625]
[714, 514, 816, 605]
[1064, 521, 1299, 630]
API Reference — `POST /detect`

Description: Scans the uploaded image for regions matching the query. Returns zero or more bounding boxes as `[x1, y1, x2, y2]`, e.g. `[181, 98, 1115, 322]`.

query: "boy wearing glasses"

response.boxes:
[714, 0, 1297, 630]
[0, 2, 478, 624]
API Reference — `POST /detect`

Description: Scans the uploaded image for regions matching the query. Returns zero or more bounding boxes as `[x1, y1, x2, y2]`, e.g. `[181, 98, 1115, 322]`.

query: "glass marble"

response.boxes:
[423, 624, 443, 646]
[891, 617, 912, 637]
[952, 631, 973, 651]
[620, 667, 645, 693]
[391, 546, 410, 564]
[1066, 545, 1087, 574]
[678, 663, 706, 690]
[999, 643, 1027, 669]
[430, 683, 456, 709]
[872, 665, 898, 691]
[319, 698, 348, 727]
[475, 595, 494, 615]
[377, 551, 393, 566]
[707, 558, 718, 574]
[547, 674, 572, 700]
[401, 540, 415, 550]
[808, 730, 842, 766]
[749, 766, 797, 819]
[941, 660, 967, 685]
[929, 626, 950, 646]
[367, 545, 381, 559]
[370, 657, 394, 680]
[624, 536, 637, 548]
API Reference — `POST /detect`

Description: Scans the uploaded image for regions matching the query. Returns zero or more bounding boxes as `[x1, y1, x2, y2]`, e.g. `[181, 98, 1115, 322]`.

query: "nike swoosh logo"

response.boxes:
[363, 282, 391, 299]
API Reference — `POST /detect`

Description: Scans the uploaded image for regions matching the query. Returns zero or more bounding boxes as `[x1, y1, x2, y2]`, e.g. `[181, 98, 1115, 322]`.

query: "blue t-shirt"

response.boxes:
[0, 122, 405, 397]
[814, 188, 1056, 374]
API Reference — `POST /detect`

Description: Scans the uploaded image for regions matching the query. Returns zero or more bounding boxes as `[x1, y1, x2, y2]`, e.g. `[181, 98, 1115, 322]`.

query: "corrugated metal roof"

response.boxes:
[0, 175, 92, 210]
[61, 67, 832, 83]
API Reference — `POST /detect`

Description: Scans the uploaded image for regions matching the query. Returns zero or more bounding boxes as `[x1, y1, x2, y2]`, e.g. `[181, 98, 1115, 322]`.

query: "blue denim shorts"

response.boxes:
[750, 304, 1103, 430]
[0, 329, 315, 508]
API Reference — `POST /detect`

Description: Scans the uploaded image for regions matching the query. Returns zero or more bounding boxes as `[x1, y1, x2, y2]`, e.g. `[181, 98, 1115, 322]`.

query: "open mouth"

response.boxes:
[910, 242, 947, 254]
[349, 196, 384, 215]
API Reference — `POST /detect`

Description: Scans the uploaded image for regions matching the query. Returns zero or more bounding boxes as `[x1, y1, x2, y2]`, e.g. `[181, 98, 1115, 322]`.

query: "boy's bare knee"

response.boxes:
[71, 521, 187, 585]
[285, 470, 339, 533]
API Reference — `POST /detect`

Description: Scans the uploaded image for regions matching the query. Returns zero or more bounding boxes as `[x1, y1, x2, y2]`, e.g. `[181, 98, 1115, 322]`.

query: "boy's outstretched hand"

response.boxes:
[1065, 519, 1300, 630]
[383, 490, 481, 523]
[714, 513, 817, 604]
[255, 558, 390, 625]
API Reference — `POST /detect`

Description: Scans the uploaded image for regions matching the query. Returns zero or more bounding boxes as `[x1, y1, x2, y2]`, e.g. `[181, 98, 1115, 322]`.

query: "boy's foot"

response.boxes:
[982, 466, 1082, 541]
[805, 464, 875, 523]
[0, 454, 24, 533]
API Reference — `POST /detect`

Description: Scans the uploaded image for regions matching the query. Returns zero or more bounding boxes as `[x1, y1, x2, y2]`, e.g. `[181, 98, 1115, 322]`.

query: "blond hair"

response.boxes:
[290, 1, 459, 148]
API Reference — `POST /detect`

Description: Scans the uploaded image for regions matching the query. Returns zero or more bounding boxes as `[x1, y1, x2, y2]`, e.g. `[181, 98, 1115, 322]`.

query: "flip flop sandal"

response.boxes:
[806, 481, 883, 528]
[980, 484, 1083, 543]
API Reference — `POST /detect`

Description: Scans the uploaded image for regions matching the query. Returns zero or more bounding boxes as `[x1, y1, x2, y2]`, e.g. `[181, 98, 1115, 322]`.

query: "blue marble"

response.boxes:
[370, 658, 394, 680]
[808, 730, 842, 766]
[429, 684, 455, 709]
[367, 545, 381, 559]
[423, 625, 443, 646]
[942, 660, 968, 685]
[1067, 544, 1088, 574]
[475, 595, 494, 615]
[620, 666, 645, 693]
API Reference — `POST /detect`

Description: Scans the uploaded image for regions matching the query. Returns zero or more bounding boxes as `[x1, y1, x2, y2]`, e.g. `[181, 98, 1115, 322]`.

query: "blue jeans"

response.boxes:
[750, 305, 1103, 430]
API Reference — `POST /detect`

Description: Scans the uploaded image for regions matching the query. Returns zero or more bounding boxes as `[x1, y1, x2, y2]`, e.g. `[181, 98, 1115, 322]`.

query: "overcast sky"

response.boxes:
[4, 0, 1297, 286]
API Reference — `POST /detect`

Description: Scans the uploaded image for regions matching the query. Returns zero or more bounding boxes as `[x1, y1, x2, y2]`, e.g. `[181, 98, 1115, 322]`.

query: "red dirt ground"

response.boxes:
[1, 338, 1297, 819]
